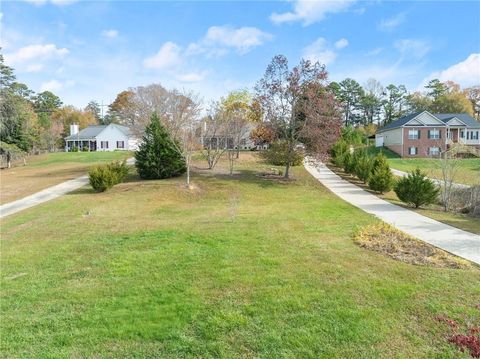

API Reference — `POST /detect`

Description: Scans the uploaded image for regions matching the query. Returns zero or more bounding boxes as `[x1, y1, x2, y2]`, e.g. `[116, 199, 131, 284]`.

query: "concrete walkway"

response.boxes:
[304, 159, 480, 265]
[0, 158, 135, 219]
[390, 168, 470, 189]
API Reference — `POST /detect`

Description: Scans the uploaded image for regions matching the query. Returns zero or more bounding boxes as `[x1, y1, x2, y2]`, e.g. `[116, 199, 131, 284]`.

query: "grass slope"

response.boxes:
[0, 151, 132, 204]
[1, 155, 478, 358]
[365, 145, 480, 185]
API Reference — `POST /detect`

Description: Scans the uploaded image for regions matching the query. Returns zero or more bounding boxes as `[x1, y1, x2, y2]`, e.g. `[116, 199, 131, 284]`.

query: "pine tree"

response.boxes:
[394, 168, 439, 208]
[368, 153, 394, 193]
[135, 113, 186, 179]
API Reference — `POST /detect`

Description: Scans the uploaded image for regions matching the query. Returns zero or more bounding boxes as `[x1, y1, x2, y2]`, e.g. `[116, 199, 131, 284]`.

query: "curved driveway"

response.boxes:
[304, 159, 480, 265]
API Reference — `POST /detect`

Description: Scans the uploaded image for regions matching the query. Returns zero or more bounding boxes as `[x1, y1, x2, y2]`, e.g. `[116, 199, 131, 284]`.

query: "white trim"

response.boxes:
[446, 117, 467, 126]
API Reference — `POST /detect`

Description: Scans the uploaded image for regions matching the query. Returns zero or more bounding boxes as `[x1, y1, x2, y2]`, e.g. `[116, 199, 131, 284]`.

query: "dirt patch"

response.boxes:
[354, 223, 475, 269]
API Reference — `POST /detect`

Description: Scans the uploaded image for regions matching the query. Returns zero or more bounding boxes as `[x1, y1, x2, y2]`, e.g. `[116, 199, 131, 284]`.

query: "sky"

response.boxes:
[1, 0, 480, 110]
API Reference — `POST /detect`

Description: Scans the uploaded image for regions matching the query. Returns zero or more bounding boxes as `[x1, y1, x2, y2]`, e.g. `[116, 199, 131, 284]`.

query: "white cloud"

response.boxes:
[176, 70, 209, 83]
[421, 54, 480, 88]
[270, 0, 356, 26]
[143, 42, 182, 70]
[334, 38, 349, 49]
[303, 38, 337, 66]
[379, 12, 406, 31]
[187, 26, 272, 56]
[4, 43, 69, 65]
[365, 47, 383, 56]
[101, 29, 118, 38]
[40, 79, 74, 92]
[303, 37, 349, 66]
[395, 39, 430, 60]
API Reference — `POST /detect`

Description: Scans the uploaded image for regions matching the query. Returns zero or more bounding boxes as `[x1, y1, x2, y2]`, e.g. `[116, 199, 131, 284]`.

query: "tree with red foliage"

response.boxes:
[250, 123, 276, 146]
[255, 55, 341, 178]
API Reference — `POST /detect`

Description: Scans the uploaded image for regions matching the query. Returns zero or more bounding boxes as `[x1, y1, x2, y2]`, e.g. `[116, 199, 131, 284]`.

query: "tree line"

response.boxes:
[329, 77, 479, 127]
[0, 54, 105, 155]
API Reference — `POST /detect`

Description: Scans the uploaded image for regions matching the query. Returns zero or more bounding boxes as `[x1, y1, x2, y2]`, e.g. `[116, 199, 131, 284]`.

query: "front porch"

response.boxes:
[66, 140, 97, 152]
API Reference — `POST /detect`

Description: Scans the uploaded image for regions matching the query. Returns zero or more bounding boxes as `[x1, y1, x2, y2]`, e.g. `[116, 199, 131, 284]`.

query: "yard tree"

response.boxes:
[465, 86, 480, 120]
[108, 90, 135, 125]
[164, 90, 202, 187]
[135, 112, 186, 180]
[201, 102, 230, 170]
[255, 55, 341, 178]
[425, 79, 448, 100]
[220, 89, 259, 174]
[406, 91, 433, 113]
[85, 101, 102, 122]
[359, 78, 384, 125]
[430, 82, 474, 115]
[0, 54, 39, 152]
[250, 123, 276, 147]
[329, 78, 363, 126]
[382, 84, 407, 125]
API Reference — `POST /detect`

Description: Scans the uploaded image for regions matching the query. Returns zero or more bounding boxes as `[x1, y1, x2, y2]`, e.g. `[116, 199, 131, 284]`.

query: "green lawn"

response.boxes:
[387, 158, 480, 186]
[365, 145, 480, 185]
[1, 151, 133, 204]
[1, 155, 478, 358]
[26, 151, 133, 167]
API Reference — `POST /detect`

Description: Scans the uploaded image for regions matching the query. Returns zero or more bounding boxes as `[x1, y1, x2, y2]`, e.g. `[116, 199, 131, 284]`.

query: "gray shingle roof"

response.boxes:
[434, 113, 480, 128]
[377, 112, 480, 133]
[377, 112, 422, 132]
[65, 123, 134, 140]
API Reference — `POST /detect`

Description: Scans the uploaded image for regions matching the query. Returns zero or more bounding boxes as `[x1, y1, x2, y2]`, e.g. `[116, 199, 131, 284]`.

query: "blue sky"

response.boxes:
[1, 0, 479, 109]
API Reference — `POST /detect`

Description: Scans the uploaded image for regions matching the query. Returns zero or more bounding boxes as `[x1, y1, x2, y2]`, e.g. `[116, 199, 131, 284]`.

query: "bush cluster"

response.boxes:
[89, 160, 129, 192]
[333, 147, 394, 194]
[260, 140, 304, 166]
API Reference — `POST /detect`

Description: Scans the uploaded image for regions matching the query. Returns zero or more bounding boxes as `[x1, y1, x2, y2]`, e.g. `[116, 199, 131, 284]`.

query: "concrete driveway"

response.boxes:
[304, 159, 480, 265]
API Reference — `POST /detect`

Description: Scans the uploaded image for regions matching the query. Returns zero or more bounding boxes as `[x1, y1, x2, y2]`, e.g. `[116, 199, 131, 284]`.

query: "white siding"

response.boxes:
[95, 126, 130, 152]
[382, 128, 403, 146]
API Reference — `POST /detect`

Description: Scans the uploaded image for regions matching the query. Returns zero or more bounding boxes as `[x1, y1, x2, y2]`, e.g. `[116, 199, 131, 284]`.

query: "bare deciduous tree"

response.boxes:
[255, 55, 341, 178]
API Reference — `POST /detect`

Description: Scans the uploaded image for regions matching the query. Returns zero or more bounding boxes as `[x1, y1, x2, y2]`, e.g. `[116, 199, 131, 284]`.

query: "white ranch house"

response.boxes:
[65, 123, 140, 152]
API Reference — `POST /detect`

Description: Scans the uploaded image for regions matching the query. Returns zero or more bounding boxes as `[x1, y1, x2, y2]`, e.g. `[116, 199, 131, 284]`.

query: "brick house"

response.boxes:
[375, 111, 480, 157]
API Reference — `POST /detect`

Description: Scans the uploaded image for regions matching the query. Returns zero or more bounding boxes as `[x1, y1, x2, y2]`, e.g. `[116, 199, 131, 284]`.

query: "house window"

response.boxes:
[116, 141, 125, 149]
[408, 129, 419, 139]
[408, 147, 417, 155]
[460, 130, 464, 138]
[428, 129, 440, 139]
[100, 141, 109, 149]
[429, 147, 440, 156]
[472, 131, 479, 140]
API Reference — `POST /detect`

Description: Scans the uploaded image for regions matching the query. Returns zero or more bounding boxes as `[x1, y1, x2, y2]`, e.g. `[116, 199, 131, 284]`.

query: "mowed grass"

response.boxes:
[0, 151, 132, 204]
[387, 158, 480, 186]
[1, 155, 479, 358]
[328, 164, 480, 235]
[365, 145, 480, 185]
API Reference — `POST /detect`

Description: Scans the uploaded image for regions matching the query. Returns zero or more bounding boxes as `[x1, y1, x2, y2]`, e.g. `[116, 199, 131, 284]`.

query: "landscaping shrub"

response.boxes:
[343, 152, 355, 174]
[89, 160, 129, 192]
[260, 140, 304, 166]
[330, 139, 348, 167]
[368, 153, 394, 193]
[135, 113, 186, 179]
[394, 168, 439, 208]
[354, 150, 372, 183]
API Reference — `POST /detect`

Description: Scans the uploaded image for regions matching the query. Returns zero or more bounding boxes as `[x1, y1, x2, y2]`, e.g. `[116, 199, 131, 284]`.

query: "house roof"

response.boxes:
[377, 112, 479, 133]
[65, 123, 133, 140]
[434, 113, 480, 128]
